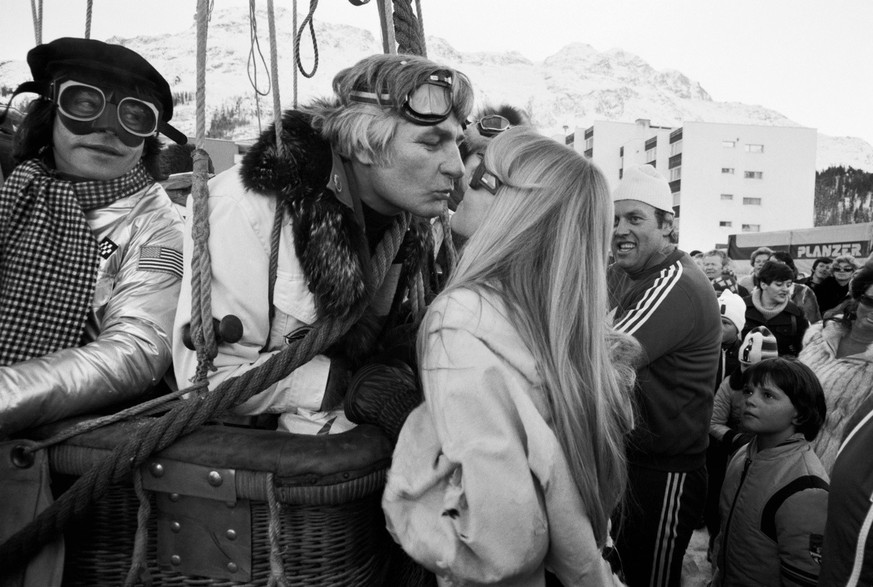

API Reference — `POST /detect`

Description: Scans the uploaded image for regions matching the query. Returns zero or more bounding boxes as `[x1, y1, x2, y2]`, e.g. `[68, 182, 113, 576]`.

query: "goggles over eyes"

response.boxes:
[476, 114, 511, 137]
[54, 79, 160, 137]
[348, 70, 455, 126]
[469, 153, 501, 195]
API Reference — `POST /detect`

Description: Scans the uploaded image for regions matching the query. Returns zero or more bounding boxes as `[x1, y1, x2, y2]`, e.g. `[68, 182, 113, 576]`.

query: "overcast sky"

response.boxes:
[5, 0, 872, 144]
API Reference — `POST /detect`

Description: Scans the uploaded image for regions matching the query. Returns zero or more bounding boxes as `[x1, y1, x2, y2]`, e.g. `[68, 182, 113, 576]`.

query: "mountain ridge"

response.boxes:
[1, 5, 870, 172]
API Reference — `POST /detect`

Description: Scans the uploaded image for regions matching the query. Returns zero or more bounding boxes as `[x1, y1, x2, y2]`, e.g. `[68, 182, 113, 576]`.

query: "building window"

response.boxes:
[670, 166, 682, 181]
[645, 147, 656, 163]
[720, 194, 734, 201]
[584, 137, 594, 151]
[719, 221, 732, 227]
[722, 167, 735, 174]
[743, 197, 762, 205]
[722, 140, 736, 148]
[742, 224, 761, 232]
[670, 140, 682, 155]
[744, 171, 763, 179]
[745, 144, 764, 153]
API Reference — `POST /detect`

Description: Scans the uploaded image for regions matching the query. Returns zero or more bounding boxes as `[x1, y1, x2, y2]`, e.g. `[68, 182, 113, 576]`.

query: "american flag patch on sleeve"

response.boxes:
[138, 246, 183, 278]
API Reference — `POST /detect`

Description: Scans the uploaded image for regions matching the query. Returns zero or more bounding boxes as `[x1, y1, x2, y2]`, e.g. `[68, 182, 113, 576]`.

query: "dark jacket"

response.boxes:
[742, 297, 808, 358]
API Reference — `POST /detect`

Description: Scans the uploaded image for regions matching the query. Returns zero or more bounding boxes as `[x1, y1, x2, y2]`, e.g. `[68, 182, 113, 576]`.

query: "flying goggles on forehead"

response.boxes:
[348, 70, 455, 125]
[469, 153, 501, 195]
[53, 79, 160, 138]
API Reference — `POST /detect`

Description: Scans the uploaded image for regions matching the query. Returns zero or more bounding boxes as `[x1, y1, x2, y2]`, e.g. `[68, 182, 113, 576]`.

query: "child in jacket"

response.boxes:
[712, 357, 829, 587]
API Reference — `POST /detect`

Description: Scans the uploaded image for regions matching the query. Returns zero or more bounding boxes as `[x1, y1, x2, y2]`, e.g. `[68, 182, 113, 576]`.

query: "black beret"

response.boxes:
[27, 37, 186, 144]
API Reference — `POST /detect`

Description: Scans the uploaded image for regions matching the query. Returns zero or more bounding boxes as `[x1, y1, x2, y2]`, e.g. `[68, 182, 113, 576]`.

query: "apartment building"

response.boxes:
[562, 120, 817, 252]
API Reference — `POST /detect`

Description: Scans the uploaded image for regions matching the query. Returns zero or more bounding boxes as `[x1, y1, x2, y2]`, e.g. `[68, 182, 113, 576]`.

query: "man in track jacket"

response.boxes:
[607, 164, 722, 587]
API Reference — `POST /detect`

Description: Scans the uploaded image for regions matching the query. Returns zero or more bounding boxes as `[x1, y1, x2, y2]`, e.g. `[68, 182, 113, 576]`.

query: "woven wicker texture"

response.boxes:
[57, 479, 393, 586]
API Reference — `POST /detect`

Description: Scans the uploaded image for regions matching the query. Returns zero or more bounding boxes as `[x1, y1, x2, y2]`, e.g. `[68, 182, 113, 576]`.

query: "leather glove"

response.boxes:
[344, 359, 422, 442]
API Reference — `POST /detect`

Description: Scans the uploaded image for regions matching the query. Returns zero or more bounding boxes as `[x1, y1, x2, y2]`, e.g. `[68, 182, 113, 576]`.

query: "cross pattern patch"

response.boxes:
[97, 237, 119, 259]
[138, 245, 183, 278]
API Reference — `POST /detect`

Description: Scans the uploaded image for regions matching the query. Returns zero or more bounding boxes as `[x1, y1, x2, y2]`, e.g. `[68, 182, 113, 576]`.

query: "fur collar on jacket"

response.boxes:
[239, 109, 369, 320]
[238, 110, 433, 354]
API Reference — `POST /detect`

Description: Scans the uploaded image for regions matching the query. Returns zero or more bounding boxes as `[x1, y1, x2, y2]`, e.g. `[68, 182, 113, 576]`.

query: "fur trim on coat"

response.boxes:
[240, 110, 366, 319]
[238, 110, 434, 365]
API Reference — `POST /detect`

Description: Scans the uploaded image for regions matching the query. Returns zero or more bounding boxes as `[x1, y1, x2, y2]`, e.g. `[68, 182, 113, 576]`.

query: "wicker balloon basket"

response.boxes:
[36, 417, 431, 586]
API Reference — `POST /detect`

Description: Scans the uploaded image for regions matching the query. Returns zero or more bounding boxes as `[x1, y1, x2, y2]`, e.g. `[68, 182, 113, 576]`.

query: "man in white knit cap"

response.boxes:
[607, 164, 722, 587]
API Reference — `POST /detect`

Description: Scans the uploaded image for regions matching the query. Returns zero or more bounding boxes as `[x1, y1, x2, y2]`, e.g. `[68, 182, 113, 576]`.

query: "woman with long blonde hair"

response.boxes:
[383, 127, 637, 585]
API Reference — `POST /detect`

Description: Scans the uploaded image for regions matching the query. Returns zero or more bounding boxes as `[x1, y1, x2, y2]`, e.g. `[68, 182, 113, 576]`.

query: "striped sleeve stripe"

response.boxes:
[614, 261, 683, 336]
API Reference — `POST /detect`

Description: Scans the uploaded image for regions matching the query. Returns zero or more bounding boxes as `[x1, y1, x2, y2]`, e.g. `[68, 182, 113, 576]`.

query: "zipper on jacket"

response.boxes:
[846, 490, 873, 587]
[719, 455, 752, 583]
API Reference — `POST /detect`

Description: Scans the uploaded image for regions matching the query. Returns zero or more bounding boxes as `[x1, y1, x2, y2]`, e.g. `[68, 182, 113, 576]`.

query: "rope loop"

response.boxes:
[294, 0, 320, 78]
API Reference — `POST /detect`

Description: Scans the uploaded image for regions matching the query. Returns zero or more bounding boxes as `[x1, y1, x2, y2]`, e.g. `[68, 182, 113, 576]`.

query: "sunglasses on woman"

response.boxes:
[833, 266, 856, 273]
[53, 79, 160, 137]
[469, 153, 502, 195]
[348, 70, 455, 126]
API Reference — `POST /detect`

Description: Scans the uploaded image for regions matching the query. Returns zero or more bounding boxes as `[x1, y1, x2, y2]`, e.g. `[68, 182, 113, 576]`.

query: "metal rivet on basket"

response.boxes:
[149, 462, 164, 477]
[208, 471, 223, 486]
[227, 562, 238, 573]
[169, 493, 181, 502]
[170, 555, 181, 566]
[225, 529, 237, 541]
[170, 521, 181, 533]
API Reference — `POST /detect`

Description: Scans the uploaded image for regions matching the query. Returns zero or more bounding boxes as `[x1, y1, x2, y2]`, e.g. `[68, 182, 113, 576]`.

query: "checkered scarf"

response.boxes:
[0, 159, 152, 365]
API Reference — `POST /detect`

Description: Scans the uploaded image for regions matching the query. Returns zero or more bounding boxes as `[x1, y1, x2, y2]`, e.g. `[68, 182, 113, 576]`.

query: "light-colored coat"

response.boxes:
[384, 288, 621, 586]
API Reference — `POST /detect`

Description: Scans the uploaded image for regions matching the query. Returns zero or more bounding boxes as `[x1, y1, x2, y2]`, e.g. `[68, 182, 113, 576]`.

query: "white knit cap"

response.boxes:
[613, 164, 673, 212]
[739, 326, 779, 365]
[718, 290, 746, 334]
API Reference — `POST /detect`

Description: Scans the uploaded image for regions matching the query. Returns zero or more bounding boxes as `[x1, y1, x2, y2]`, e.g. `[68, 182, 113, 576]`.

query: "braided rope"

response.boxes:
[123, 469, 152, 587]
[392, 0, 426, 57]
[248, 0, 271, 133]
[0, 213, 410, 567]
[294, 0, 320, 78]
[266, 0, 284, 160]
[30, 0, 43, 45]
[266, 472, 289, 587]
[190, 0, 218, 381]
[292, 0, 299, 107]
[84, 0, 93, 39]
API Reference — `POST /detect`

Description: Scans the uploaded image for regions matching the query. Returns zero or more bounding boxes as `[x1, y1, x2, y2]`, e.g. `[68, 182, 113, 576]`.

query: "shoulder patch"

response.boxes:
[98, 237, 119, 259]
[138, 245, 183, 278]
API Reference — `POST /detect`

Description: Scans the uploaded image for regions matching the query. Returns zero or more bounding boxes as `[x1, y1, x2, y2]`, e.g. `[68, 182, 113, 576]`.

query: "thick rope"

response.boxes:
[0, 213, 410, 567]
[84, 0, 93, 39]
[266, 472, 289, 587]
[294, 0, 320, 78]
[30, 0, 43, 45]
[266, 0, 284, 159]
[292, 0, 299, 108]
[414, 0, 426, 57]
[123, 469, 152, 587]
[392, 0, 426, 57]
[190, 0, 218, 381]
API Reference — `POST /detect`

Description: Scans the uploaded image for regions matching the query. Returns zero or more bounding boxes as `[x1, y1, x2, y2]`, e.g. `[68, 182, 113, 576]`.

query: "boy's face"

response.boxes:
[358, 114, 465, 218]
[720, 317, 739, 345]
[742, 376, 799, 447]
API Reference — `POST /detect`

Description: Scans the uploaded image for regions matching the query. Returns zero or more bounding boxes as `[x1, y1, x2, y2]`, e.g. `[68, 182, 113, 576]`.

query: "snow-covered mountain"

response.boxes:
[1, 6, 870, 172]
